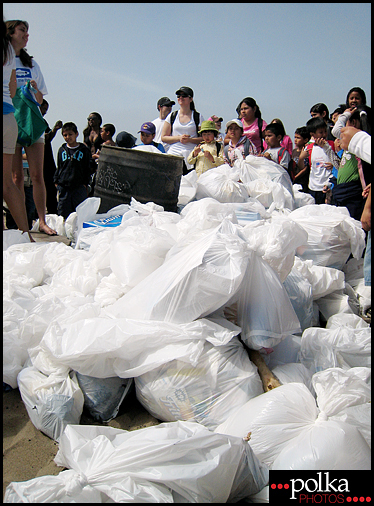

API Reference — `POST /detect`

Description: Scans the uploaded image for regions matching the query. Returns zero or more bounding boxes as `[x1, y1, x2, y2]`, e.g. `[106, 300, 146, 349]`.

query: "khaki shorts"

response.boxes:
[3, 113, 18, 154]
[16, 135, 45, 148]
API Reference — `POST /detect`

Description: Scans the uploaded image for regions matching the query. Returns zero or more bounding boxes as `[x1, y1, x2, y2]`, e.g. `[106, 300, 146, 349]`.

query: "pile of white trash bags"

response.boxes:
[3, 154, 371, 502]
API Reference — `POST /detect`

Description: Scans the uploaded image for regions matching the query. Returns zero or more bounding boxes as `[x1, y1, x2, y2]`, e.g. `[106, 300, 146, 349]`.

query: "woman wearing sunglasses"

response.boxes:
[161, 86, 204, 170]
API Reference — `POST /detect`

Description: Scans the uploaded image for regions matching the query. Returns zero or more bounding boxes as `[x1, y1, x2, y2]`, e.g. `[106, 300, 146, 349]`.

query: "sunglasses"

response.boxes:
[177, 94, 189, 99]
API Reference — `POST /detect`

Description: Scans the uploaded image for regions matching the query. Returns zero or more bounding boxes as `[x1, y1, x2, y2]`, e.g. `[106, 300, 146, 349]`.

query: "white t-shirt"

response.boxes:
[15, 56, 48, 95]
[3, 45, 16, 107]
[164, 110, 204, 168]
[308, 143, 332, 191]
[152, 116, 170, 152]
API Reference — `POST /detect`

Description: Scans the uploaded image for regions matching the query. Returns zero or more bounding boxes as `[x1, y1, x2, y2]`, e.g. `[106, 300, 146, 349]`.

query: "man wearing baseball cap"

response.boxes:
[137, 121, 165, 152]
[152, 97, 175, 152]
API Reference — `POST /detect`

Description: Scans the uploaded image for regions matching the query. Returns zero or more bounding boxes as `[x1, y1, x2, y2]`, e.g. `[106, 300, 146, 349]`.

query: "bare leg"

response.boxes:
[3, 153, 34, 241]
[25, 142, 57, 235]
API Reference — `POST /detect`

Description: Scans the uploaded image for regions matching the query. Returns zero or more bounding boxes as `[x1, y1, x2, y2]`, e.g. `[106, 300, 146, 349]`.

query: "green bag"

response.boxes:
[12, 81, 48, 147]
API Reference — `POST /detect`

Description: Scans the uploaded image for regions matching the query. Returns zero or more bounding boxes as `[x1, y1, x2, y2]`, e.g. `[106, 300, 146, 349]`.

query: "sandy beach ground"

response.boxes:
[3, 231, 160, 500]
[3, 384, 160, 499]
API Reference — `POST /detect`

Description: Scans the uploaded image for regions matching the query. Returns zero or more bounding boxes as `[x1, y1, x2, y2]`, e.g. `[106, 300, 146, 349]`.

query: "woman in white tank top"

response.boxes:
[161, 86, 204, 169]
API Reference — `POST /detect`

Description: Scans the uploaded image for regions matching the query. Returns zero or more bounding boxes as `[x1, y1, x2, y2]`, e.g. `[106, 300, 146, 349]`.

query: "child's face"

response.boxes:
[294, 133, 307, 149]
[100, 128, 111, 141]
[62, 129, 79, 146]
[312, 127, 327, 141]
[202, 131, 215, 143]
[227, 125, 242, 139]
[348, 91, 363, 108]
[140, 132, 155, 145]
[264, 130, 282, 148]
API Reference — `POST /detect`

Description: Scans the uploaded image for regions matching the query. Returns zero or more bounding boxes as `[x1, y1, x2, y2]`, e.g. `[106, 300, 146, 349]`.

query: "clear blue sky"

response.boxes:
[4, 3, 371, 160]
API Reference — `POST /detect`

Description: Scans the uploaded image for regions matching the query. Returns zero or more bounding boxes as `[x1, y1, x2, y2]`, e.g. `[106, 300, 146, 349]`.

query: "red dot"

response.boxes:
[354, 498, 358, 503]
[284, 484, 289, 489]
[278, 484, 283, 489]
[366, 498, 371, 503]
[271, 484, 276, 489]
[360, 499, 365, 503]
[347, 498, 352, 503]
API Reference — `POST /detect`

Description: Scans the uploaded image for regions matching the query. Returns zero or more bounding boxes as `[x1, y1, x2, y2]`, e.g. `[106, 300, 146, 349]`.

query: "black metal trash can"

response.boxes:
[94, 145, 184, 213]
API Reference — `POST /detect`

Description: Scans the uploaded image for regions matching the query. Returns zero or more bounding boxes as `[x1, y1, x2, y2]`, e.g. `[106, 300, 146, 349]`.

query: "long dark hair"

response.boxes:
[3, 20, 12, 65]
[236, 97, 262, 121]
[5, 20, 33, 68]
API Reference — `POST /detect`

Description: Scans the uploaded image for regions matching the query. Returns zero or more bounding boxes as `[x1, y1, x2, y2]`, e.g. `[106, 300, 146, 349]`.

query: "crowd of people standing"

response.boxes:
[3, 18, 371, 288]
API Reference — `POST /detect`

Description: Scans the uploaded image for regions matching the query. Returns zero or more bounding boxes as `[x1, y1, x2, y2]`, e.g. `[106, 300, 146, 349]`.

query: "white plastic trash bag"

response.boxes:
[241, 215, 308, 282]
[17, 366, 84, 442]
[283, 266, 314, 331]
[237, 154, 294, 196]
[271, 363, 314, 395]
[30, 317, 241, 379]
[245, 178, 295, 210]
[106, 220, 249, 323]
[3, 229, 31, 250]
[299, 324, 371, 373]
[109, 225, 175, 287]
[178, 170, 198, 206]
[235, 253, 301, 350]
[271, 413, 370, 470]
[135, 337, 264, 430]
[32, 214, 67, 236]
[312, 367, 371, 418]
[4, 421, 269, 503]
[289, 204, 366, 269]
[292, 256, 345, 300]
[215, 383, 370, 470]
[195, 164, 249, 203]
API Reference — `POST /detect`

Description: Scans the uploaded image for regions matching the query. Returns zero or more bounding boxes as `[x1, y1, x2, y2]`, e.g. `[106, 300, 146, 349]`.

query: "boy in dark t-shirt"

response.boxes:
[54, 122, 92, 219]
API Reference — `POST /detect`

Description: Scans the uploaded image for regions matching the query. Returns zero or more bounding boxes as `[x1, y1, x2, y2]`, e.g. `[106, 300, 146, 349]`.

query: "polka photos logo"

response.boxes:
[269, 471, 371, 504]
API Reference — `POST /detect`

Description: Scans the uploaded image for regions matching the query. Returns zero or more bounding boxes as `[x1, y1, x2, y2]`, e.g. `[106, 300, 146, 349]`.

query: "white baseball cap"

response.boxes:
[225, 119, 243, 132]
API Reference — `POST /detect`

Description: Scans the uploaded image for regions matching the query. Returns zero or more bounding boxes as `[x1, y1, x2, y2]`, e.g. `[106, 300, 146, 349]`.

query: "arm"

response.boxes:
[314, 139, 340, 169]
[331, 110, 352, 139]
[361, 186, 371, 232]
[9, 69, 17, 98]
[161, 120, 182, 144]
[340, 128, 371, 164]
[45, 120, 63, 143]
[29, 79, 44, 105]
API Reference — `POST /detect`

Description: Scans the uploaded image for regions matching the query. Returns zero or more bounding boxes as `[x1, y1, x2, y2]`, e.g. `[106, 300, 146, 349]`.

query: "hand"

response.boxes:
[29, 79, 39, 92]
[314, 138, 327, 148]
[325, 163, 333, 171]
[344, 106, 356, 115]
[340, 126, 361, 151]
[54, 120, 63, 130]
[259, 152, 272, 159]
[193, 146, 201, 156]
[203, 151, 214, 162]
[180, 134, 191, 145]
[362, 183, 371, 199]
